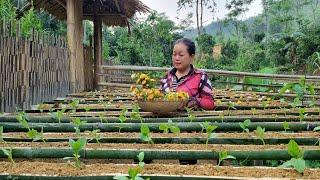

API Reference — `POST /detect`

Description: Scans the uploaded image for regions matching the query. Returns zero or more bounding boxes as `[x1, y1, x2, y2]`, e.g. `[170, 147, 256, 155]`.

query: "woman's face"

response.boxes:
[172, 42, 193, 72]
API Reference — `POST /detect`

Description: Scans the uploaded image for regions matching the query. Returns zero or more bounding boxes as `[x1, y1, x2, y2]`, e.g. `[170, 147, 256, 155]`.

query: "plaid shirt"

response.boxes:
[161, 65, 214, 110]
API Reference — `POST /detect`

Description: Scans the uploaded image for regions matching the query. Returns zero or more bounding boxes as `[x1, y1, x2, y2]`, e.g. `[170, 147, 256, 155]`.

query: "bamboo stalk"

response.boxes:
[0, 148, 320, 160]
[1, 122, 319, 132]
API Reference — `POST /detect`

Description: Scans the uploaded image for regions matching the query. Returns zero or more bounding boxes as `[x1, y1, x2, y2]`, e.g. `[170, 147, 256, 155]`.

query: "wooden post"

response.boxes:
[93, 0, 102, 90]
[67, 0, 84, 93]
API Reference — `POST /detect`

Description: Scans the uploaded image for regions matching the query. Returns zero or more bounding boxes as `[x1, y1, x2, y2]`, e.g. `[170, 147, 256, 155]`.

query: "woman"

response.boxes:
[161, 38, 214, 110]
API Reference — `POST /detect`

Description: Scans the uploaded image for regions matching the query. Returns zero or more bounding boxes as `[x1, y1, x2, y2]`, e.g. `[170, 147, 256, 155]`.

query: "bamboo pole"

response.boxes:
[2, 137, 318, 146]
[0, 148, 320, 160]
[1, 122, 320, 132]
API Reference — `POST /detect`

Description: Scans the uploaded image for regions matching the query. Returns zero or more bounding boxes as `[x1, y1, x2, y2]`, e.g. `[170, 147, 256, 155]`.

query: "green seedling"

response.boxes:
[239, 119, 251, 134]
[37, 103, 45, 113]
[131, 105, 143, 122]
[313, 126, 320, 131]
[261, 100, 269, 110]
[99, 113, 108, 123]
[0, 126, 3, 142]
[113, 152, 148, 180]
[200, 122, 217, 147]
[52, 108, 65, 123]
[140, 124, 153, 144]
[217, 150, 236, 166]
[27, 127, 46, 142]
[69, 99, 80, 113]
[298, 108, 308, 122]
[1, 148, 14, 164]
[251, 108, 256, 116]
[159, 119, 180, 134]
[290, 97, 302, 108]
[283, 121, 290, 132]
[84, 105, 91, 113]
[16, 111, 30, 130]
[68, 137, 87, 168]
[119, 108, 128, 123]
[227, 101, 236, 115]
[255, 126, 265, 145]
[280, 140, 305, 174]
[89, 129, 102, 144]
[185, 107, 196, 122]
[72, 118, 87, 137]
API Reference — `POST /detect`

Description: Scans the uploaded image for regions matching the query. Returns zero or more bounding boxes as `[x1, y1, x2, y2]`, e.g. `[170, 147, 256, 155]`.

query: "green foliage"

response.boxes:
[159, 119, 180, 134]
[0, 126, 3, 142]
[218, 150, 236, 166]
[52, 108, 65, 123]
[298, 108, 308, 121]
[239, 119, 251, 133]
[21, 7, 43, 37]
[1, 148, 14, 164]
[131, 105, 143, 122]
[113, 152, 148, 180]
[72, 118, 87, 137]
[16, 111, 30, 130]
[196, 33, 216, 54]
[119, 108, 128, 123]
[186, 107, 196, 122]
[0, 0, 16, 23]
[313, 126, 320, 131]
[255, 126, 265, 145]
[68, 137, 87, 168]
[89, 129, 102, 144]
[283, 121, 290, 132]
[27, 127, 46, 142]
[200, 122, 218, 146]
[140, 124, 153, 144]
[280, 140, 305, 174]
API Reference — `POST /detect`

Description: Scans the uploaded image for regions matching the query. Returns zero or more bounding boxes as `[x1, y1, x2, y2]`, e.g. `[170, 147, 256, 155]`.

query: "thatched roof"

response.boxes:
[20, 0, 150, 26]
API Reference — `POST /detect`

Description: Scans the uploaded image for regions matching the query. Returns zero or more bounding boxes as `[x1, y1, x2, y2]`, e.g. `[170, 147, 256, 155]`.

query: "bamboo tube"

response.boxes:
[2, 137, 318, 146]
[1, 122, 319, 132]
[0, 148, 320, 160]
[1, 115, 320, 123]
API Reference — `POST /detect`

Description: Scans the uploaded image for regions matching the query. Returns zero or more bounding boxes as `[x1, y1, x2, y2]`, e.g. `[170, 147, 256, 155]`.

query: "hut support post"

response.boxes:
[67, 0, 85, 93]
[93, 12, 102, 89]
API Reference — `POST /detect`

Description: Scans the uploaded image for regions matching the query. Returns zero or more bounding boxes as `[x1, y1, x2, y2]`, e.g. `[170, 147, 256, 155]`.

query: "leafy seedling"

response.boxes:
[72, 118, 87, 137]
[0, 126, 3, 142]
[68, 137, 87, 168]
[84, 105, 91, 113]
[52, 108, 65, 123]
[283, 121, 290, 132]
[239, 119, 251, 133]
[27, 127, 46, 142]
[217, 150, 236, 166]
[131, 105, 143, 122]
[255, 126, 265, 145]
[251, 108, 256, 116]
[185, 107, 196, 122]
[113, 152, 148, 180]
[313, 126, 320, 131]
[280, 140, 305, 174]
[89, 129, 102, 144]
[99, 113, 108, 123]
[69, 99, 80, 113]
[140, 124, 153, 144]
[298, 108, 308, 122]
[200, 122, 217, 147]
[119, 108, 128, 123]
[227, 101, 236, 115]
[1, 148, 14, 164]
[16, 111, 30, 130]
[159, 119, 180, 134]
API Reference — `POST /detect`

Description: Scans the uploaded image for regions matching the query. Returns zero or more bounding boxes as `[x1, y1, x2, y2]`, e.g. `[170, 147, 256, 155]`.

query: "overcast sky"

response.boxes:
[138, 0, 263, 26]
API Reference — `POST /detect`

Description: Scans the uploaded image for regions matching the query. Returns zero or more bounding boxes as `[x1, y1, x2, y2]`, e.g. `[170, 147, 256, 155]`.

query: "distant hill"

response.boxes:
[182, 15, 261, 39]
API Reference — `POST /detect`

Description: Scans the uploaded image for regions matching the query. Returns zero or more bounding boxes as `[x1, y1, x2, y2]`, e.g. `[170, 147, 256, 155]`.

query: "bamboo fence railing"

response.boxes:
[98, 65, 320, 92]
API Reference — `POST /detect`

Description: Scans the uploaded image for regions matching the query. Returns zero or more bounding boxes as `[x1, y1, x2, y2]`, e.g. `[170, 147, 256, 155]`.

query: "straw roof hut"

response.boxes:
[19, 0, 150, 92]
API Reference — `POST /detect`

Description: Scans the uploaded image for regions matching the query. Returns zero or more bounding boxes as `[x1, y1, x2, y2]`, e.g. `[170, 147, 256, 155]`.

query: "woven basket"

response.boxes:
[137, 100, 188, 114]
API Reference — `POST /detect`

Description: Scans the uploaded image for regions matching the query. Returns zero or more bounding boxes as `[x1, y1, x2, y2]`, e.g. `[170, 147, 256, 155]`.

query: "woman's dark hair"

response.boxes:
[174, 38, 196, 56]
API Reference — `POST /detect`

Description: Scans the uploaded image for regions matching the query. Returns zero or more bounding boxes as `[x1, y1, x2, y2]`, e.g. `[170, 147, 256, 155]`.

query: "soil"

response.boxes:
[0, 159, 319, 179]
[2, 131, 320, 139]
